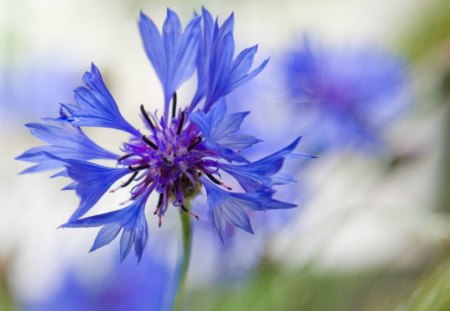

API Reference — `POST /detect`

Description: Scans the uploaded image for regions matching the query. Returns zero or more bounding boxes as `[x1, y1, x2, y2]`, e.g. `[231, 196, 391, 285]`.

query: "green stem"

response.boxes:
[172, 205, 192, 311]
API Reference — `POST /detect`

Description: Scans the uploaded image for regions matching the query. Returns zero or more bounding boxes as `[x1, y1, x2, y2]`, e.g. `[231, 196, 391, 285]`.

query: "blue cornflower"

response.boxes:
[283, 36, 409, 152]
[17, 8, 308, 260]
[19, 249, 175, 311]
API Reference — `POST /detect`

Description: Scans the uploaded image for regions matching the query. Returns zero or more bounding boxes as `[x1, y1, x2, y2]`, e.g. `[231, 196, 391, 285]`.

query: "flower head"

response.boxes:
[283, 36, 409, 152]
[17, 8, 308, 260]
[19, 249, 175, 311]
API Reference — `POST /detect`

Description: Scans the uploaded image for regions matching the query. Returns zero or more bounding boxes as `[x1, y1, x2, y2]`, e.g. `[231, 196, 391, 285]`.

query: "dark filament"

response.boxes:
[128, 164, 150, 172]
[181, 204, 199, 220]
[206, 173, 222, 186]
[177, 111, 185, 135]
[142, 135, 158, 150]
[154, 193, 164, 215]
[206, 173, 232, 190]
[157, 193, 164, 207]
[121, 171, 138, 188]
[187, 136, 202, 151]
[140, 104, 155, 130]
[118, 153, 134, 162]
[171, 92, 178, 119]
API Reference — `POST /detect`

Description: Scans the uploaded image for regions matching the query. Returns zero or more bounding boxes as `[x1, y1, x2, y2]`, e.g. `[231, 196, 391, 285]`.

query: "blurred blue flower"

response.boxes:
[283, 36, 410, 153]
[20, 251, 175, 311]
[17, 8, 310, 260]
[0, 61, 79, 126]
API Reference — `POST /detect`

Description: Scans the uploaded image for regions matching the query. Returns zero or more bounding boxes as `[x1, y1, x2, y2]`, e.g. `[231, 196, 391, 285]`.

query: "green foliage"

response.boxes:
[0, 267, 17, 311]
[188, 263, 424, 311]
[396, 257, 450, 311]
[399, 0, 450, 62]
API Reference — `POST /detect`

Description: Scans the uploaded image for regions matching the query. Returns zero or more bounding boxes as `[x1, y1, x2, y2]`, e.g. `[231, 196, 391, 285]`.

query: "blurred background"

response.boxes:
[1, 0, 450, 310]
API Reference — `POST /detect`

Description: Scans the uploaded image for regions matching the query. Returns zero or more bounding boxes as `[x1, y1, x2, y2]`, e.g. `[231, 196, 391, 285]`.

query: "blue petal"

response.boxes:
[210, 111, 249, 138]
[23, 123, 117, 158]
[58, 158, 130, 220]
[120, 230, 136, 261]
[63, 191, 150, 261]
[54, 64, 138, 135]
[189, 10, 268, 112]
[208, 109, 261, 149]
[202, 178, 253, 241]
[219, 12, 235, 37]
[245, 137, 302, 174]
[201, 178, 296, 241]
[190, 100, 259, 162]
[190, 7, 215, 108]
[219, 137, 302, 192]
[217, 134, 261, 150]
[163, 9, 182, 65]
[189, 10, 266, 112]
[90, 224, 122, 252]
[18, 160, 62, 174]
[173, 16, 202, 89]
[132, 211, 149, 260]
[205, 33, 235, 109]
[16, 122, 118, 173]
[228, 45, 259, 81]
[62, 181, 78, 191]
[271, 173, 297, 186]
[225, 57, 269, 95]
[51, 169, 68, 178]
[190, 97, 226, 135]
[139, 10, 201, 119]
[139, 11, 165, 83]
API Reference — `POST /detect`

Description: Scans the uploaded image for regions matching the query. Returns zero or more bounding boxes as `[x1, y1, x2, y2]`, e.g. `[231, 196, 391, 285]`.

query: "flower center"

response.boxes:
[112, 94, 234, 226]
[114, 94, 211, 224]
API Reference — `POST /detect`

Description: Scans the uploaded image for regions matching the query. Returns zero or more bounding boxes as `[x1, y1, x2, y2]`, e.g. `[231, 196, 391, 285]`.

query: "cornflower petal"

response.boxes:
[202, 178, 296, 241]
[138, 11, 164, 80]
[171, 17, 202, 93]
[190, 100, 260, 162]
[91, 224, 122, 251]
[219, 137, 302, 192]
[52, 157, 131, 220]
[63, 190, 150, 261]
[226, 57, 269, 94]
[198, 9, 267, 112]
[16, 122, 118, 173]
[189, 9, 269, 113]
[54, 64, 138, 135]
[139, 9, 201, 118]
[190, 7, 215, 107]
[18, 160, 62, 174]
